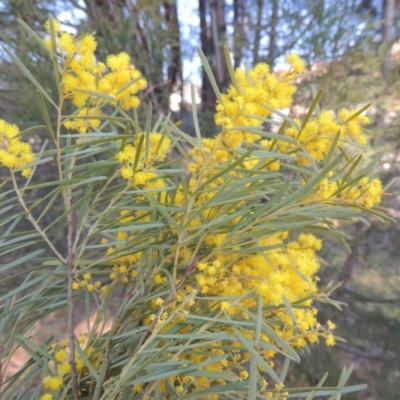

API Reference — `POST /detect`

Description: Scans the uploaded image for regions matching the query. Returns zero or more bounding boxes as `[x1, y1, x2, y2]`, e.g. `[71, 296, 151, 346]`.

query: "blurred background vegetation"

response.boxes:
[0, 0, 399, 398]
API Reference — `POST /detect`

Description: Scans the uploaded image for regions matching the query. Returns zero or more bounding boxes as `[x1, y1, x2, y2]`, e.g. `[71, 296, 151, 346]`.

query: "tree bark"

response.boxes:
[266, 0, 278, 68]
[233, 0, 244, 69]
[199, 0, 215, 110]
[210, 0, 229, 91]
[382, 0, 395, 81]
[164, 0, 182, 87]
[252, 0, 263, 64]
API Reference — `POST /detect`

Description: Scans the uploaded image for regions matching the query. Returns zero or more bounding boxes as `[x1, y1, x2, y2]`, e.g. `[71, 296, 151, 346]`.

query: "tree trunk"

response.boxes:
[233, 0, 244, 69]
[210, 0, 229, 91]
[164, 1, 181, 86]
[252, 0, 263, 64]
[199, 0, 215, 111]
[266, 0, 278, 68]
[164, 0, 182, 109]
[382, 0, 395, 81]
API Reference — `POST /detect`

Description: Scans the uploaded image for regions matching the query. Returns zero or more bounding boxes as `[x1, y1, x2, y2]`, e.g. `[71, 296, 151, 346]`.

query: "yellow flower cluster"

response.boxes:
[68, 50, 379, 397]
[41, 336, 98, 399]
[215, 54, 303, 148]
[102, 213, 142, 286]
[345, 177, 383, 208]
[118, 227, 336, 397]
[40, 394, 55, 400]
[338, 109, 370, 145]
[8, 19, 386, 398]
[187, 136, 231, 203]
[197, 233, 322, 311]
[72, 272, 102, 292]
[98, 58, 383, 398]
[46, 20, 147, 133]
[116, 132, 171, 188]
[41, 375, 63, 400]
[317, 175, 383, 208]
[104, 133, 173, 285]
[278, 110, 370, 165]
[0, 119, 35, 177]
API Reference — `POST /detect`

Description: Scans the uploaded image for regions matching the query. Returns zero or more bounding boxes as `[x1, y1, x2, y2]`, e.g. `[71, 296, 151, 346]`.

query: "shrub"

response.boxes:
[0, 19, 391, 400]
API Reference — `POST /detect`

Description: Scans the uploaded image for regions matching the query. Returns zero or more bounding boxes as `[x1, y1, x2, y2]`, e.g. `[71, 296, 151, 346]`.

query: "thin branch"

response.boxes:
[56, 93, 79, 400]
[66, 206, 79, 400]
[336, 343, 392, 362]
[343, 287, 400, 304]
[10, 171, 65, 263]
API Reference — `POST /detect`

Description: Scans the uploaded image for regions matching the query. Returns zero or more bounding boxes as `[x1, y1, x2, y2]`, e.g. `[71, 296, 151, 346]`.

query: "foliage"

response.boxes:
[0, 19, 391, 400]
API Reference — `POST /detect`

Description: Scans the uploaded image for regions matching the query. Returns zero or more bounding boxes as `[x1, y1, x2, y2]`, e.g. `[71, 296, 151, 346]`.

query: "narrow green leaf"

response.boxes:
[340, 155, 363, 186]
[133, 133, 145, 174]
[16, 335, 51, 364]
[67, 176, 107, 189]
[143, 194, 180, 230]
[10, 124, 46, 140]
[104, 222, 164, 233]
[36, 91, 56, 141]
[232, 324, 280, 382]
[254, 295, 263, 345]
[261, 104, 301, 130]
[129, 355, 229, 385]
[298, 89, 323, 137]
[310, 85, 321, 115]
[248, 355, 258, 400]
[145, 102, 153, 138]
[324, 129, 342, 167]
[195, 149, 253, 193]
[338, 364, 353, 387]
[279, 356, 291, 382]
[0, 298, 12, 336]
[287, 384, 367, 397]
[17, 19, 57, 56]
[164, 119, 196, 147]
[282, 294, 297, 325]
[196, 46, 223, 103]
[44, 191, 95, 232]
[2, 46, 57, 108]
[225, 127, 298, 144]
[115, 76, 142, 96]
[343, 104, 371, 124]
[223, 45, 241, 93]
[93, 359, 110, 400]
[73, 88, 117, 102]
[37, 186, 63, 223]
[191, 84, 202, 144]
[0, 249, 44, 273]
[76, 179, 95, 230]
[74, 342, 99, 380]
[48, 18, 61, 89]
[245, 310, 300, 362]
[305, 372, 329, 400]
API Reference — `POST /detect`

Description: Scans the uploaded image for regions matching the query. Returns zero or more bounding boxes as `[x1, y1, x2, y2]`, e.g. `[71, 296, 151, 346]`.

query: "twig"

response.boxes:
[336, 343, 392, 362]
[10, 171, 66, 263]
[67, 205, 79, 400]
[55, 95, 79, 400]
[343, 287, 400, 303]
[144, 78, 172, 96]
